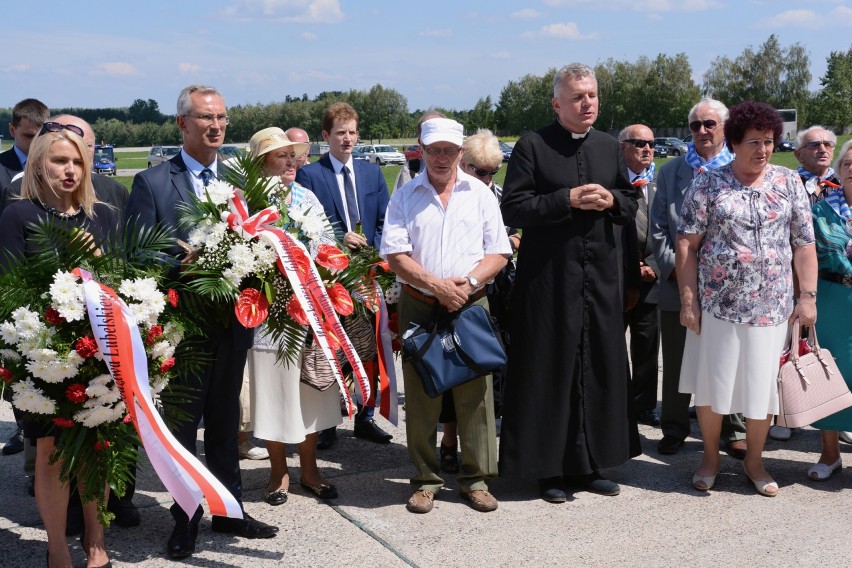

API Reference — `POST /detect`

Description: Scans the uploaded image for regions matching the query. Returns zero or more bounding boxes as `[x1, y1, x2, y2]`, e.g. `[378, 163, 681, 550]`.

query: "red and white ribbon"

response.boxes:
[74, 268, 243, 520]
[223, 189, 371, 413]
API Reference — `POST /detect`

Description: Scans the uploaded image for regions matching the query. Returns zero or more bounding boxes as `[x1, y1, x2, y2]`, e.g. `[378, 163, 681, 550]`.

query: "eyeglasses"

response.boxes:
[688, 119, 718, 132]
[39, 121, 84, 138]
[184, 113, 230, 125]
[468, 164, 500, 177]
[802, 140, 836, 150]
[422, 145, 461, 157]
[624, 139, 656, 149]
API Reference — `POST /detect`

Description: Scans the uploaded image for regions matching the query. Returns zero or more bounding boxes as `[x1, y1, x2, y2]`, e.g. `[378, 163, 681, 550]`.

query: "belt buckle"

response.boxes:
[843, 274, 852, 288]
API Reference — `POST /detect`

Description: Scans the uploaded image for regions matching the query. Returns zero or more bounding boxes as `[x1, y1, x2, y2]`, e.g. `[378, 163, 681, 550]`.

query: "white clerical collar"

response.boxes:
[558, 118, 591, 139]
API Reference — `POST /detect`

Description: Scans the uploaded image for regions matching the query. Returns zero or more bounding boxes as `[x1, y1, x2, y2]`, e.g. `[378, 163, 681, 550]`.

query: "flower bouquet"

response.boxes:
[0, 220, 203, 524]
[175, 154, 397, 416]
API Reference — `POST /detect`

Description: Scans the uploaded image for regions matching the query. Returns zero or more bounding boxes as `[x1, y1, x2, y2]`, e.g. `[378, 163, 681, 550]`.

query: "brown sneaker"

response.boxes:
[461, 489, 498, 512]
[406, 489, 435, 514]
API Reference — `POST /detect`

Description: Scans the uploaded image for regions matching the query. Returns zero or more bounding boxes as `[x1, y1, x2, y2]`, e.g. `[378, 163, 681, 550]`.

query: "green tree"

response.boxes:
[464, 96, 496, 132]
[358, 84, 408, 141]
[495, 69, 555, 133]
[702, 35, 811, 114]
[809, 48, 852, 129]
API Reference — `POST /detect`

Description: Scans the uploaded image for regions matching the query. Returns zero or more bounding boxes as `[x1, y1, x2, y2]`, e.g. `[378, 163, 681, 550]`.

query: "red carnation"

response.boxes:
[0, 367, 12, 384]
[45, 308, 66, 325]
[75, 336, 99, 359]
[147, 325, 164, 345]
[160, 357, 176, 373]
[167, 288, 179, 308]
[285, 295, 309, 326]
[122, 414, 133, 424]
[65, 383, 89, 404]
[52, 417, 75, 428]
[94, 440, 111, 451]
[234, 288, 269, 328]
[315, 244, 349, 271]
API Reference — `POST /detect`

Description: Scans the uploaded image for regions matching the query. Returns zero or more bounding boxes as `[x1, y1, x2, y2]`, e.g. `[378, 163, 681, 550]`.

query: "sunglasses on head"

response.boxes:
[688, 119, 718, 132]
[39, 121, 85, 138]
[469, 164, 500, 177]
[624, 139, 656, 149]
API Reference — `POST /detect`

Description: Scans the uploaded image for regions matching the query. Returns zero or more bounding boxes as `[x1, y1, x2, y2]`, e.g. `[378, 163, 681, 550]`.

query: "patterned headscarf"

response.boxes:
[685, 142, 734, 174]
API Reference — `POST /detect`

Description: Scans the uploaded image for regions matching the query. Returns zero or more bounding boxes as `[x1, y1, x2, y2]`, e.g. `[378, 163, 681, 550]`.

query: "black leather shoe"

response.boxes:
[3, 427, 24, 455]
[657, 435, 685, 455]
[353, 419, 392, 444]
[637, 409, 661, 427]
[108, 498, 141, 527]
[65, 504, 84, 536]
[569, 472, 620, 496]
[538, 477, 567, 503]
[166, 520, 198, 559]
[211, 513, 278, 538]
[316, 427, 337, 450]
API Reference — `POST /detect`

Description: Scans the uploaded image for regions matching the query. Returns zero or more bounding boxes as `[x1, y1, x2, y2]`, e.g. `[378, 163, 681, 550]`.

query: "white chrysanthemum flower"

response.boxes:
[222, 268, 244, 287]
[151, 376, 169, 395]
[26, 357, 79, 384]
[252, 241, 277, 267]
[66, 350, 84, 366]
[74, 405, 115, 427]
[12, 378, 56, 414]
[0, 348, 21, 362]
[203, 179, 235, 206]
[299, 216, 327, 241]
[227, 242, 256, 272]
[162, 322, 184, 345]
[150, 340, 175, 361]
[289, 208, 307, 225]
[120, 277, 168, 328]
[48, 272, 85, 322]
[12, 307, 46, 340]
[0, 322, 19, 345]
[28, 348, 60, 363]
[86, 375, 114, 398]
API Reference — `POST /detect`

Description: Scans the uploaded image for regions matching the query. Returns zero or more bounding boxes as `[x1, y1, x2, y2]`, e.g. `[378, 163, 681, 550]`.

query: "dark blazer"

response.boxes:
[628, 181, 659, 305]
[1, 174, 129, 218]
[125, 152, 197, 260]
[0, 148, 24, 191]
[650, 156, 693, 311]
[295, 154, 390, 248]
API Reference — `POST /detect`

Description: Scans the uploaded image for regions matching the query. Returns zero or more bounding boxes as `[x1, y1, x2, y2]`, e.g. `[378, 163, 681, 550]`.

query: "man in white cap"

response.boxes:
[381, 115, 512, 514]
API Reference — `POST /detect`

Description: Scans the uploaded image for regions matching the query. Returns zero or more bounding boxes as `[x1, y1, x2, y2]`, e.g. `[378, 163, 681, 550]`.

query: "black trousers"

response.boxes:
[624, 301, 660, 413]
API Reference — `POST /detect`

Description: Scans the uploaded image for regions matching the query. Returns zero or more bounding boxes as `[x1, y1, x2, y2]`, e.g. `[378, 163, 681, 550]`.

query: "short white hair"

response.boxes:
[833, 139, 852, 173]
[796, 125, 837, 149]
[553, 63, 595, 98]
[688, 98, 728, 123]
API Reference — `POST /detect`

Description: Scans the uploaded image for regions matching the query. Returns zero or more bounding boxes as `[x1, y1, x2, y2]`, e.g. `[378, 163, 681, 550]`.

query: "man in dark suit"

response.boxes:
[619, 124, 661, 427]
[1, 98, 48, 459]
[125, 85, 277, 560]
[296, 102, 392, 448]
[0, 98, 48, 192]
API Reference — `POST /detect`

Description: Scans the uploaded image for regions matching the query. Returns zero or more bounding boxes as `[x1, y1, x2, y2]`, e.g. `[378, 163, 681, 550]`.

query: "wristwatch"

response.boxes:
[465, 275, 479, 288]
[800, 290, 817, 299]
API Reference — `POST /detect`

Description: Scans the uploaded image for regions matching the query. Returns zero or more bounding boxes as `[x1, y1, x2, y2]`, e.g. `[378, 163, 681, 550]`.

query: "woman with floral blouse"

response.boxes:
[675, 102, 818, 497]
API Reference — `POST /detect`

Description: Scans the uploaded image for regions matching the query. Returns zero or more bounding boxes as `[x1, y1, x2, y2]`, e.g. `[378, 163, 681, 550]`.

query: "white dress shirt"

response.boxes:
[181, 149, 218, 198]
[327, 153, 358, 232]
[380, 168, 512, 293]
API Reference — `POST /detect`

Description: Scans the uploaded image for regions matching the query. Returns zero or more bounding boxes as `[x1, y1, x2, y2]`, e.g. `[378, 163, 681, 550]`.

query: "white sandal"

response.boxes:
[808, 458, 842, 481]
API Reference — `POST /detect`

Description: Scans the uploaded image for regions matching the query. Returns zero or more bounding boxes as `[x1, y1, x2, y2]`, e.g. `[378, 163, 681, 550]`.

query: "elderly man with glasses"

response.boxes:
[794, 126, 840, 206]
[126, 84, 278, 560]
[381, 116, 511, 514]
[650, 98, 747, 457]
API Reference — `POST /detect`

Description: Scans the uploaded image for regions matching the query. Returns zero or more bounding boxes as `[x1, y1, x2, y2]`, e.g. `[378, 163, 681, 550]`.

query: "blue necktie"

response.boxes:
[200, 168, 213, 187]
[341, 165, 359, 230]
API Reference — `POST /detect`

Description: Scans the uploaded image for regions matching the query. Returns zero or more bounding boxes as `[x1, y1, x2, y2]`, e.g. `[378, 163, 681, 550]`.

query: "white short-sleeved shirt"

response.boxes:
[380, 168, 512, 293]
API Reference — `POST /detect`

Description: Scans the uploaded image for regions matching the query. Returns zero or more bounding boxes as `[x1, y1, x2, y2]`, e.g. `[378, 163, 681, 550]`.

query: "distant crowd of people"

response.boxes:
[2, 60, 851, 566]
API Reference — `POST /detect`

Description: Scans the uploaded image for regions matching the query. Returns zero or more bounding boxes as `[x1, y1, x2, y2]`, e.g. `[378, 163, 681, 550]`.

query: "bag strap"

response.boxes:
[788, 319, 801, 363]
[450, 305, 494, 377]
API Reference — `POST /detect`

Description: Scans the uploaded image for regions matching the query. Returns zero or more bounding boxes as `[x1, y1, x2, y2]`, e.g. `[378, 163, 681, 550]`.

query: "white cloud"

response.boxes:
[2, 64, 30, 73]
[760, 9, 819, 28]
[419, 28, 453, 38]
[489, 51, 510, 59]
[91, 62, 138, 77]
[511, 8, 541, 19]
[178, 63, 202, 74]
[543, 0, 720, 12]
[831, 5, 852, 25]
[300, 31, 318, 41]
[220, 0, 344, 24]
[522, 22, 598, 40]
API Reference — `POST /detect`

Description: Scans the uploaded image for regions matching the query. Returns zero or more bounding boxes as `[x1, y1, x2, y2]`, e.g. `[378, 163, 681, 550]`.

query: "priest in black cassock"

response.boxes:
[499, 63, 641, 503]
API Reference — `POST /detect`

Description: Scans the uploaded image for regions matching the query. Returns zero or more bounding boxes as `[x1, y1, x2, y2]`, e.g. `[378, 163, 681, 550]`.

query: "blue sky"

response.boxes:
[3, 0, 851, 114]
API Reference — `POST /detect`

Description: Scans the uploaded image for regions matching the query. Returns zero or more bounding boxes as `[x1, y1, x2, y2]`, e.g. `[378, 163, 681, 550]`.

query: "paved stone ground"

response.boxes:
[1, 357, 851, 567]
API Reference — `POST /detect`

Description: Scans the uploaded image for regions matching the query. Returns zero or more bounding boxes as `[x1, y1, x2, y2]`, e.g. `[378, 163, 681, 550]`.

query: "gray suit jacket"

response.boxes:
[650, 156, 694, 311]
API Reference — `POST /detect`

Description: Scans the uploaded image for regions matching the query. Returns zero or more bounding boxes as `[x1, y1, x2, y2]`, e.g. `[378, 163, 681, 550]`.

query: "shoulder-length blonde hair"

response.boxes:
[20, 130, 98, 218]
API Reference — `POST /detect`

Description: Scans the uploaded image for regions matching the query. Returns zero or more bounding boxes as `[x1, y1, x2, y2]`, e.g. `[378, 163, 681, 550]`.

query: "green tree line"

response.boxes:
[2, 37, 849, 146]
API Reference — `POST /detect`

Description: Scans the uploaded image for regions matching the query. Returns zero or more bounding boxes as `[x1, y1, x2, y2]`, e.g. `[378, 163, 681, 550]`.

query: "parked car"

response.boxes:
[356, 144, 406, 166]
[682, 134, 693, 144]
[351, 146, 370, 161]
[653, 145, 668, 158]
[218, 145, 242, 160]
[93, 144, 116, 176]
[775, 140, 795, 152]
[654, 137, 688, 157]
[147, 145, 181, 168]
[309, 143, 329, 157]
[499, 141, 513, 162]
[404, 144, 421, 161]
